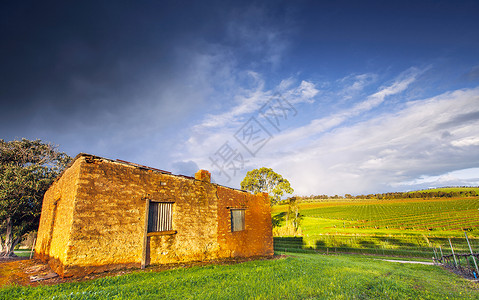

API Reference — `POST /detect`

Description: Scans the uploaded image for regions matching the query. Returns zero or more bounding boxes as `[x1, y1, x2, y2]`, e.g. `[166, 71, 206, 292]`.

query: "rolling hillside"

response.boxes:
[273, 195, 479, 257]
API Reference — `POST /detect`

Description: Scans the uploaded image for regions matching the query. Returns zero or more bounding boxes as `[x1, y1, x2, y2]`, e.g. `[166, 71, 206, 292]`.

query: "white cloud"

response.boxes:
[164, 17, 479, 198]
[176, 66, 467, 194]
[266, 68, 421, 150]
[177, 76, 320, 166]
[173, 67, 418, 190]
[270, 86, 479, 195]
[195, 74, 320, 131]
[297, 81, 320, 100]
[351, 67, 419, 112]
[451, 137, 479, 147]
[393, 168, 479, 190]
[196, 72, 269, 129]
[337, 73, 377, 100]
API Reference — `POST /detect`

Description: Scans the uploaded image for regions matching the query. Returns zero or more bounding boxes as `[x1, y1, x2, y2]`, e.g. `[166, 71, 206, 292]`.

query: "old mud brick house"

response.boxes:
[34, 154, 273, 277]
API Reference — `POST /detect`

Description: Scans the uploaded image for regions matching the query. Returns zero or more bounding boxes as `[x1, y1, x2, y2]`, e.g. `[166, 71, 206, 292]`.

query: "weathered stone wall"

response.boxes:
[57, 157, 220, 275]
[63, 157, 146, 274]
[35, 157, 82, 274]
[145, 173, 219, 265]
[36, 154, 273, 277]
[216, 187, 274, 257]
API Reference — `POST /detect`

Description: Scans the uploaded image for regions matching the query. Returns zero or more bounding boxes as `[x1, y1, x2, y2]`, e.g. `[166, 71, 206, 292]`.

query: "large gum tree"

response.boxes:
[0, 139, 71, 257]
[240, 167, 294, 205]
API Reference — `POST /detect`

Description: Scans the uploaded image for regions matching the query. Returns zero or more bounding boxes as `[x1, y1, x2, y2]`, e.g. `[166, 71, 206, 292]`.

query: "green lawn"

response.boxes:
[1, 253, 477, 299]
[13, 250, 33, 258]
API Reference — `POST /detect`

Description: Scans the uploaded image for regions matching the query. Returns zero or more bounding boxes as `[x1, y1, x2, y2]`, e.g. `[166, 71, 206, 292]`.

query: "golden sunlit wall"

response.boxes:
[35, 155, 273, 277]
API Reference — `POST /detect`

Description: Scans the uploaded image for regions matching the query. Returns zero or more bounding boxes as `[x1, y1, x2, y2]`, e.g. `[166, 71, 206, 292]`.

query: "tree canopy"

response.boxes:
[0, 139, 71, 256]
[240, 167, 294, 205]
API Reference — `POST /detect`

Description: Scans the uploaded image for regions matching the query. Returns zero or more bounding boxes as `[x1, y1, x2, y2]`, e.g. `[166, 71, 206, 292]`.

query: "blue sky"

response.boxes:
[1, 0, 479, 195]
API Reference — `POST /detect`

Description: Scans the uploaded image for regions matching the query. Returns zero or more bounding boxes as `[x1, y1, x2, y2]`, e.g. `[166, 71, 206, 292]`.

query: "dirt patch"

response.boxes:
[0, 259, 41, 287]
[0, 256, 29, 263]
[0, 255, 285, 287]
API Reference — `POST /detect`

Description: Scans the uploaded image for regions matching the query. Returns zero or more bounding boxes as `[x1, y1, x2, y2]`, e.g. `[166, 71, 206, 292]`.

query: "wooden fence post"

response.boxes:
[464, 232, 479, 275]
[448, 238, 458, 268]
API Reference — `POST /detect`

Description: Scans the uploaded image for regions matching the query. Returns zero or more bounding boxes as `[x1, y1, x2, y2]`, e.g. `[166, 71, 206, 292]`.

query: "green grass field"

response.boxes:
[1, 253, 478, 299]
[273, 197, 479, 257]
[13, 249, 33, 258]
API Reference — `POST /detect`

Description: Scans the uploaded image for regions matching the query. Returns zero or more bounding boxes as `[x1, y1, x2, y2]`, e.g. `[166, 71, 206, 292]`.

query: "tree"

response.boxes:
[0, 139, 71, 257]
[240, 167, 294, 205]
[286, 197, 302, 231]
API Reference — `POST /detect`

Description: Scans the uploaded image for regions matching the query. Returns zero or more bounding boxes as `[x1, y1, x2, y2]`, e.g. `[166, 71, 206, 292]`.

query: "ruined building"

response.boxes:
[35, 154, 273, 277]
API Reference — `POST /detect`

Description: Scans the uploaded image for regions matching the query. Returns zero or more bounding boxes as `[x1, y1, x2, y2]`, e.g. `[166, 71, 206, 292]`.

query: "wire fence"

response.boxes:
[432, 232, 479, 279]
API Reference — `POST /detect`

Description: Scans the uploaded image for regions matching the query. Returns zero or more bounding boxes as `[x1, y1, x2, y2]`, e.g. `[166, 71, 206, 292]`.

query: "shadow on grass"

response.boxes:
[381, 237, 417, 248]
[359, 240, 377, 248]
[274, 237, 435, 258]
[272, 212, 286, 228]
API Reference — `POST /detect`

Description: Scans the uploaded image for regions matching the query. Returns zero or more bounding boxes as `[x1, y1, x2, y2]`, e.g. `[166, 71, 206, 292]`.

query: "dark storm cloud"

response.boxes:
[0, 1, 232, 139]
[0, 0, 254, 170]
[0, 0, 299, 174]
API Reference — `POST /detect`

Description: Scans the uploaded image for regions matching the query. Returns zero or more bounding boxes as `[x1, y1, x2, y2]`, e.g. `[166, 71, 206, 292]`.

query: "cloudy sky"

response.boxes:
[2, 0, 479, 196]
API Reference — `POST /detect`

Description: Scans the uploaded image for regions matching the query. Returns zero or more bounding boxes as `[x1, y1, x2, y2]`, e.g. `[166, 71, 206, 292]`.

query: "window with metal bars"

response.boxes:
[148, 202, 173, 232]
[230, 209, 245, 232]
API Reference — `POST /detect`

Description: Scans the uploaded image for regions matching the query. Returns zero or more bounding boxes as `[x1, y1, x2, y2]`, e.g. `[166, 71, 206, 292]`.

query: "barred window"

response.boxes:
[231, 209, 245, 232]
[148, 202, 172, 232]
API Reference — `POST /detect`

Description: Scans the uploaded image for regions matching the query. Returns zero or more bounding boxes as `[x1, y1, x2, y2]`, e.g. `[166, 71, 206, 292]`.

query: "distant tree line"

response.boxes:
[295, 188, 479, 201]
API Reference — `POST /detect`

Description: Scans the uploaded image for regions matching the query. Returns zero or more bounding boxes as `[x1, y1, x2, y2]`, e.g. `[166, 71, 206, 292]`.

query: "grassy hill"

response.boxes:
[413, 187, 479, 193]
[1, 253, 478, 299]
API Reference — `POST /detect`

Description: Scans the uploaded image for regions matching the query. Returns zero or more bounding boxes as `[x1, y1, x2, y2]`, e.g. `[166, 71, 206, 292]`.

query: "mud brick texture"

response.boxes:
[35, 154, 273, 277]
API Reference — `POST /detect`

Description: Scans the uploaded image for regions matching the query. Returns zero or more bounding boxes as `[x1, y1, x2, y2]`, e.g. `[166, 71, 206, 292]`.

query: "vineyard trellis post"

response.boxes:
[433, 248, 438, 263]
[464, 232, 479, 275]
[448, 238, 458, 267]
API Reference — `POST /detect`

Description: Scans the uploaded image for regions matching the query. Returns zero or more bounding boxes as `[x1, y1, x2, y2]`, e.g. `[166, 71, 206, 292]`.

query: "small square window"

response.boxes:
[231, 209, 245, 232]
[148, 202, 173, 232]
